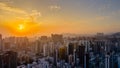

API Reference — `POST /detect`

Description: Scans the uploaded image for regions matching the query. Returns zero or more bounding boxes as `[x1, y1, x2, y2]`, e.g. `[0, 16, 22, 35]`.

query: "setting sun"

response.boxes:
[18, 24, 25, 30]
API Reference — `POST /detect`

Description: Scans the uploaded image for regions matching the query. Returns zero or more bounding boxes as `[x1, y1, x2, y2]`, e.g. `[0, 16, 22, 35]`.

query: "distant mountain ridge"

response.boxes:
[112, 32, 120, 36]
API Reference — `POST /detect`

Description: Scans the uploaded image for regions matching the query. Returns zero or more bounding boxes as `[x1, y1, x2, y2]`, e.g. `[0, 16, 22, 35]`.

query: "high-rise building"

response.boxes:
[96, 33, 104, 39]
[36, 40, 43, 55]
[51, 34, 63, 44]
[15, 37, 29, 50]
[68, 54, 73, 65]
[0, 51, 17, 68]
[40, 36, 48, 43]
[77, 45, 85, 68]
[0, 53, 4, 68]
[3, 42, 11, 50]
[73, 49, 77, 66]
[68, 43, 75, 55]
[84, 53, 89, 68]
[43, 44, 50, 57]
[58, 46, 67, 61]
[0, 34, 2, 51]
[105, 54, 110, 68]
[118, 56, 120, 68]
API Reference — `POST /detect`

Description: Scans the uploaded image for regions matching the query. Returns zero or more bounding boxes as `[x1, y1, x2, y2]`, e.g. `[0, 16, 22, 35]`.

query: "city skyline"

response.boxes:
[0, 31, 120, 68]
[0, 0, 120, 37]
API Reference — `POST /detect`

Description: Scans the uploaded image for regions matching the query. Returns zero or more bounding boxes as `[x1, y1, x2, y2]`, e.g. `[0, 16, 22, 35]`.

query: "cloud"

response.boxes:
[30, 10, 42, 17]
[49, 5, 61, 11]
[0, 2, 41, 21]
[0, 2, 26, 14]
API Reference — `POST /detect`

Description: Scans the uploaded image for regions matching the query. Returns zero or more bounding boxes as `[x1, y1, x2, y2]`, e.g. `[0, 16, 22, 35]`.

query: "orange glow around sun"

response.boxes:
[2, 20, 40, 36]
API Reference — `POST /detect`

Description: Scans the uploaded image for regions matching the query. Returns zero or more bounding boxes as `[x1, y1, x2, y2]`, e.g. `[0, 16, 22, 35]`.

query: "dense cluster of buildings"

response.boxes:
[0, 33, 120, 68]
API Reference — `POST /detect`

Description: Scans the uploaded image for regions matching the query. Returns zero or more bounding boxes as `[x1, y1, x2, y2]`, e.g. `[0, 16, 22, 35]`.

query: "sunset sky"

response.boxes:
[0, 0, 120, 37]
